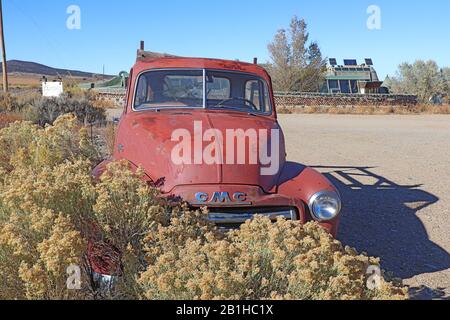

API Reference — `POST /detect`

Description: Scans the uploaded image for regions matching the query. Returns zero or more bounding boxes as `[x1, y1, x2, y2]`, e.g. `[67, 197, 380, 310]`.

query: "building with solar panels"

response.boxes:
[323, 58, 386, 94]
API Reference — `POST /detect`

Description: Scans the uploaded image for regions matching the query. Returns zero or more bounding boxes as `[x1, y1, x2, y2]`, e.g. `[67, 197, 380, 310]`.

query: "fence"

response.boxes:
[9, 87, 419, 108]
[274, 92, 418, 107]
[95, 90, 418, 107]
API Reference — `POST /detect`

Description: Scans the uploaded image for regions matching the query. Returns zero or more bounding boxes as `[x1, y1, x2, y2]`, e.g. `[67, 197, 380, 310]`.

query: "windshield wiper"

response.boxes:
[208, 105, 259, 116]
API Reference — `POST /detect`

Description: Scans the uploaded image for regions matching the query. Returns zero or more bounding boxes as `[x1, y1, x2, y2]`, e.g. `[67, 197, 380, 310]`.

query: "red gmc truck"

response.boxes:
[94, 49, 342, 237]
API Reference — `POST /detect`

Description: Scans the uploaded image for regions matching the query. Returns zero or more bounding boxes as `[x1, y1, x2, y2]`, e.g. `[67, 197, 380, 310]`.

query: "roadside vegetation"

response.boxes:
[277, 104, 450, 115]
[0, 114, 408, 300]
[267, 17, 449, 106]
[0, 90, 106, 128]
[384, 61, 449, 103]
[267, 16, 326, 93]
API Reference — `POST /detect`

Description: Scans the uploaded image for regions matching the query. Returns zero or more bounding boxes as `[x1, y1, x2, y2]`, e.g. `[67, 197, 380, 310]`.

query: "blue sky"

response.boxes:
[4, 0, 450, 79]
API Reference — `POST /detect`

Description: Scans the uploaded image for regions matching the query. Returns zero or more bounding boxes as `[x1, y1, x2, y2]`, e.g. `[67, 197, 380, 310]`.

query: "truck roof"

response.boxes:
[133, 55, 272, 84]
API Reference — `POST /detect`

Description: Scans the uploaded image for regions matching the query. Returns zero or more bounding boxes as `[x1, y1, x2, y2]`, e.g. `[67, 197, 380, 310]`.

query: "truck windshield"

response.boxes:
[134, 69, 272, 114]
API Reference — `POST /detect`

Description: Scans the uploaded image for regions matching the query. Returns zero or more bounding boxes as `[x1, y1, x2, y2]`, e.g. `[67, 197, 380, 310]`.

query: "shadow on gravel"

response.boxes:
[311, 165, 450, 282]
[409, 286, 450, 300]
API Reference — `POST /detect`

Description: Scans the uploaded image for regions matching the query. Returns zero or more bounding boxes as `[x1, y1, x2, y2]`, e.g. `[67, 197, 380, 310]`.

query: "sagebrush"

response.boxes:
[31, 95, 106, 126]
[140, 217, 407, 300]
[0, 92, 106, 126]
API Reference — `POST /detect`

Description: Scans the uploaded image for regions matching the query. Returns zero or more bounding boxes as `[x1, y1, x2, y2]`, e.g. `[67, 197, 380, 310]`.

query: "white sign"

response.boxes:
[42, 81, 64, 97]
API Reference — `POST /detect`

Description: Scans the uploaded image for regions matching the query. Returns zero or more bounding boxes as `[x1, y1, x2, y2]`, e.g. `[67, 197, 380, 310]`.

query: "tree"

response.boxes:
[442, 67, 450, 97]
[267, 29, 292, 92]
[385, 60, 448, 103]
[267, 16, 326, 92]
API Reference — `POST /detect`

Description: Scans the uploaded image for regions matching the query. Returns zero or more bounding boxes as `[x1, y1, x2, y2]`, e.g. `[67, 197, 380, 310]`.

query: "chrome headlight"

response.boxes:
[308, 191, 342, 221]
[92, 272, 118, 296]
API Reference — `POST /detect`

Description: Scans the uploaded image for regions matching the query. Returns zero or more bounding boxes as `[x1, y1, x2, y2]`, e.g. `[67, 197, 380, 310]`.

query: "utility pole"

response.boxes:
[0, 0, 8, 92]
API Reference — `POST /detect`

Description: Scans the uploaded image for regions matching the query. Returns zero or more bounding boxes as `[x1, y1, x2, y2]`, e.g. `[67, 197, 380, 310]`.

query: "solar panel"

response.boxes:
[329, 58, 337, 66]
[365, 58, 374, 66]
[344, 59, 358, 66]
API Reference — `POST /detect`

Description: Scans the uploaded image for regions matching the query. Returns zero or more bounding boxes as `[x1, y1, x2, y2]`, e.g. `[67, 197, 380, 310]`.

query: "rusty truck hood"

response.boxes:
[117, 110, 286, 193]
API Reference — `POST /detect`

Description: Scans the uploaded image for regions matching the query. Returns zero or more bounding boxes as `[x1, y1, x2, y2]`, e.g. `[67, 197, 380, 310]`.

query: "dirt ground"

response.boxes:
[278, 114, 450, 299]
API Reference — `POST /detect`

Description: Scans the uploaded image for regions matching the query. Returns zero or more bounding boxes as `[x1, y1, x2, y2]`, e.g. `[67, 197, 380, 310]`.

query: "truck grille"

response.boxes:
[206, 207, 298, 230]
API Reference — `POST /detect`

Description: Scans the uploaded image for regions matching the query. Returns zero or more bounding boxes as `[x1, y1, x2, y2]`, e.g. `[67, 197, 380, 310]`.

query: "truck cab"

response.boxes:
[94, 52, 342, 237]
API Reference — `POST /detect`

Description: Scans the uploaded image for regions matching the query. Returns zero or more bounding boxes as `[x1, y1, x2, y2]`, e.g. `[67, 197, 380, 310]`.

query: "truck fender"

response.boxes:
[277, 162, 340, 236]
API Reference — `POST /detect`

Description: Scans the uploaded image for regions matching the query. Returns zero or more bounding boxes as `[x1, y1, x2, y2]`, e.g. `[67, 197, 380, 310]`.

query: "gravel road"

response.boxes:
[278, 114, 450, 299]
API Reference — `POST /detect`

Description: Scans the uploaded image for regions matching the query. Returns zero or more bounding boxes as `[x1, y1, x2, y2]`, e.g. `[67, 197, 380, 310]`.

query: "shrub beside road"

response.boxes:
[0, 115, 408, 300]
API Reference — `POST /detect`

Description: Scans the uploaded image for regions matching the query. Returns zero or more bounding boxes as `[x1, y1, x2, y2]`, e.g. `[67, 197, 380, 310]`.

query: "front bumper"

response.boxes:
[167, 184, 339, 237]
[206, 206, 298, 230]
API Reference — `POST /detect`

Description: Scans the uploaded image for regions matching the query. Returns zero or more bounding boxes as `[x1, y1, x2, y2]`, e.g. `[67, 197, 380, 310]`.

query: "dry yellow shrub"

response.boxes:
[140, 217, 408, 300]
[92, 98, 121, 110]
[104, 124, 117, 157]
[92, 163, 218, 299]
[18, 214, 86, 300]
[0, 114, 100, 174]
[0, 115, 409, 300]
[0, 115, 99, 300]
[0, 185, 90, 299]
[94, 161, 169, 251]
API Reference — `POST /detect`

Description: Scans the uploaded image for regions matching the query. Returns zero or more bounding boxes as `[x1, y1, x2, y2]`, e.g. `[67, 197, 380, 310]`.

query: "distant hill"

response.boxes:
[0, 60, 109, 78]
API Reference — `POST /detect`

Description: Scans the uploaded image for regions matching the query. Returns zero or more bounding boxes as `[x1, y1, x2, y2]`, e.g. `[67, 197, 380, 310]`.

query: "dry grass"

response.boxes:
[2, 73, 99, 89]
[104, 124, 117, 157]
[0, 114, 23, 129]
[278, 104, 450, 115]
[423, 104, 450, 114]
[92, 98, 122, 110]
[4, 74, 42, 88]
[90, 124, 117, 159]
